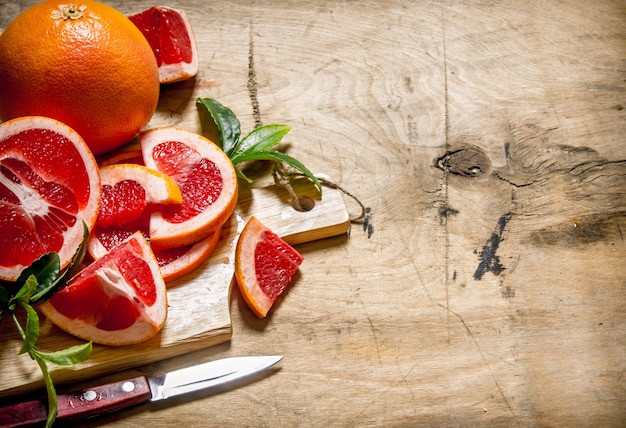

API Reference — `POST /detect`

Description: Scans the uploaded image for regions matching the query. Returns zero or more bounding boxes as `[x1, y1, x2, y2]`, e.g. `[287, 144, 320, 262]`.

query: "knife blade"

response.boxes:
[0, 355, 282, 427]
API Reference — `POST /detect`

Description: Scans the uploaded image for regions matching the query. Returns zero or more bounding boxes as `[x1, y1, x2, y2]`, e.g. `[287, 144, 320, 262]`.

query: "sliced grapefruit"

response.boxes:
[88, 163, 182, 260]
[235, 216, 304, 318]
[0, 116, 101, 282]
[129, 6, 199, 84]
[154, 231, 220, 282]
[140, 127, 238, 249]
[39, 232, 168, 346]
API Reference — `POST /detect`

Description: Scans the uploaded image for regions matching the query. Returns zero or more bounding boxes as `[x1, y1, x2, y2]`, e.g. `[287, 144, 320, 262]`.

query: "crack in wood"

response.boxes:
[247, 22, 262, 128]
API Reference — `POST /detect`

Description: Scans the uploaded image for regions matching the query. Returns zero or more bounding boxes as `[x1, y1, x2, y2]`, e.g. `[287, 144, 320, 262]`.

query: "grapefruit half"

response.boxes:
[0, 116, 101, 282]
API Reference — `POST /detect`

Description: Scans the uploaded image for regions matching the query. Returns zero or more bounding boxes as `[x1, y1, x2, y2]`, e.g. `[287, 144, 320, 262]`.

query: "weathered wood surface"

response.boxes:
[1, 0, 625, 426]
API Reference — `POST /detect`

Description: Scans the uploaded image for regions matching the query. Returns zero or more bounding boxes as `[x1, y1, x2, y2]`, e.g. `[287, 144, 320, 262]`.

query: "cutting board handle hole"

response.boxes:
[292, 196, 315, 212]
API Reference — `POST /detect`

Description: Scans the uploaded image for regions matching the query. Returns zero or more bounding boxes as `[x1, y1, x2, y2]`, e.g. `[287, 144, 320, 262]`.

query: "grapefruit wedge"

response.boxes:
[129, 6, 199, 84]
[140, 127, 238, 249]
[235, 216, 304, 318]
[0, 116, 101, 282]
[39, 232, 168, 346]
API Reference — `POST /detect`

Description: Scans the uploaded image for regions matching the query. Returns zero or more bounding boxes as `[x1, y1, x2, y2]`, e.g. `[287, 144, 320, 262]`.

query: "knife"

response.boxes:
[0, 355, 282, 427]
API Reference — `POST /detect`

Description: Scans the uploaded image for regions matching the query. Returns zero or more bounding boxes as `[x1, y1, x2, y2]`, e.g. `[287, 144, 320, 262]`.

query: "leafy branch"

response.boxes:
[197, 98, 322, 194]
[0, 223, 92, 428]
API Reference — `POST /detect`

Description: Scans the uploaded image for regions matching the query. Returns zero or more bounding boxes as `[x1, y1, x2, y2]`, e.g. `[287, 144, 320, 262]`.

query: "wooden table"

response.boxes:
[1, 0, 625, 426]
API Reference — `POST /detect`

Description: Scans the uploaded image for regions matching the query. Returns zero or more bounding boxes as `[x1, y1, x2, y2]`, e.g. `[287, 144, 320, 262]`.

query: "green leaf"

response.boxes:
[11, 276, 37, 305]
[33, 342, 92, 366]
[230, 124, 291, 163]
[33, 356, 58, 428]
[17, 302, 39, 355]
[0, 284, 9, 306]
[233, 164, 254, 183]
[30, 222, 89, 304]
[16, 253, 60, 301]
[235, 150, 322, 193]
[196, 98, 241, 155]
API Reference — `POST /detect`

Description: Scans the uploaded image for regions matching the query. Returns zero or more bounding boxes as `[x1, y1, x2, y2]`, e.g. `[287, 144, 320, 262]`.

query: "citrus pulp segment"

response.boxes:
[0, 116, 101, 282]
[140, 127, 238, 249]
[0, 0, 160, 155]
[39, 232, 168, 346]
[129, 6, 199, 84]
[235, 216, 304, 318]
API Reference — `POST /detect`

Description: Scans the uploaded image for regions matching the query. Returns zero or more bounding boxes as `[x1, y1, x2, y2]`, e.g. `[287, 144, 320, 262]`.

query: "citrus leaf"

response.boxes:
[17, 302, 39, 355]
[33, 342, 92, 366]
[197, 98, 241, 156]
[11, 276, 37, 305]
[16, 252, 59, 300]
[29, 222, 88, 304]
[234, 164, 254, 183]
[230, 124, 291, 163]
[0, 284, 10, 306]
[64, 221, 89, 280]
[33, 356, 57, 428]
[237, 150, 322, 193]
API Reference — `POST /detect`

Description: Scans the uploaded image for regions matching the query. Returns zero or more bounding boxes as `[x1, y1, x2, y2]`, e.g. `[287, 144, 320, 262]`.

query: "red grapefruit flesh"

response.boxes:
[140, 127, 238, 249]
[39, 232, 168, 346]
[235, 216, 303, 318]
[129, 6, 199, 84]
[0, 116, 101, 282]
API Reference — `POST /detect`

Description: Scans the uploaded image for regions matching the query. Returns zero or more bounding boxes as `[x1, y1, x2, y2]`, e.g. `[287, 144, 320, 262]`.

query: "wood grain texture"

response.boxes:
[1, 0, 625, 426]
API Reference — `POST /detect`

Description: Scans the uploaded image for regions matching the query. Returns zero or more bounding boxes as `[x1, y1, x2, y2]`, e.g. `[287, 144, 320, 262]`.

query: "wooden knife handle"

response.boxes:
[0, 375, 152, 427]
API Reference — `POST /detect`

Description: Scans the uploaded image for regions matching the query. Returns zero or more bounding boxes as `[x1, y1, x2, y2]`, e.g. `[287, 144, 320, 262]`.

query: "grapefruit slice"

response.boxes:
[140, 127, 238, 249]
[129, 6, 199, 84]
[39, 232, 168, 346]
[235, 216, 304, 318]
[0, 116, 101, 282]
[88, 163, 183, 260]
[154, 231, 220, 282]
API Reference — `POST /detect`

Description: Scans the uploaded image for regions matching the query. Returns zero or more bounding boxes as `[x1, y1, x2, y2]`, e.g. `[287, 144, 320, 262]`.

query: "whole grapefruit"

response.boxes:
[0, 0, 160, 155]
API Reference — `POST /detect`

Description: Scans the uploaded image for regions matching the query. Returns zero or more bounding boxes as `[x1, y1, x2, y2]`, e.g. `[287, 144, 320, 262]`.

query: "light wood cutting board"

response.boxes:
[0, 175, 350, 398]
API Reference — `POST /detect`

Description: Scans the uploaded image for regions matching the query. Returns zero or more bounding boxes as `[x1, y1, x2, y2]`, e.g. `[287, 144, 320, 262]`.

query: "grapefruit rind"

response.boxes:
[39, 232, 168, 346]
[0, 116, 101, 282]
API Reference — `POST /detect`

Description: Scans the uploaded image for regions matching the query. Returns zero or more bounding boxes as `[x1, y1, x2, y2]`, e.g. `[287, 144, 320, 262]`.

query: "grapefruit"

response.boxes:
[0, 116, 101, 282]
[129, 6, 199, 84]
[88, 163, 183, 260]
[0, 0, 160, 155]
[140, 127, 238, 249]
[39, 232, 168, 346]
[235, 216, 303, 318]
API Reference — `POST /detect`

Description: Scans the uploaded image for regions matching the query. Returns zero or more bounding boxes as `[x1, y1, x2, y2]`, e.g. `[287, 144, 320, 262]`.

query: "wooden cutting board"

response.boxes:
[0, 175, 350, 398]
